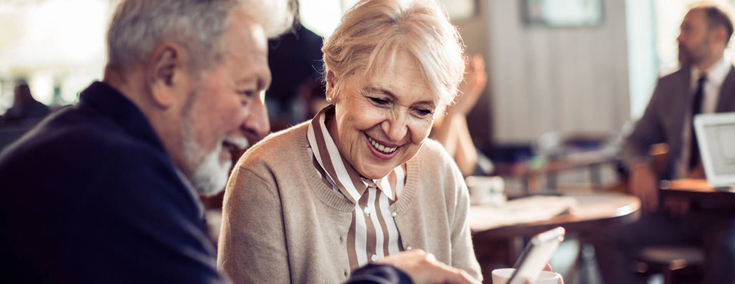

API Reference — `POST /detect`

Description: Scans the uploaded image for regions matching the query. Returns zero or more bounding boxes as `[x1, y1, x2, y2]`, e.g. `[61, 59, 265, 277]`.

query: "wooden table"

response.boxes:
[471, 192, 640, 238]
[660, 179, 735, 208]
[470, 192, 640, 278]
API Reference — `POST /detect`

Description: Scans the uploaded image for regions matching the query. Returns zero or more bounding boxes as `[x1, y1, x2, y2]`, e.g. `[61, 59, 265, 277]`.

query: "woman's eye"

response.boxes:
[369, 97, 389, 105]
[415, 109, 433, 116]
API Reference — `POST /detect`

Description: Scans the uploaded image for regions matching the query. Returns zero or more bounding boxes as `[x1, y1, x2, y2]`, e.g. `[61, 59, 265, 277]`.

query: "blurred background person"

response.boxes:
[593, 3, 735, 284]
[432, 54, 493, 176]
[0, 80, 50, 123]
[266, 12, 325, 131]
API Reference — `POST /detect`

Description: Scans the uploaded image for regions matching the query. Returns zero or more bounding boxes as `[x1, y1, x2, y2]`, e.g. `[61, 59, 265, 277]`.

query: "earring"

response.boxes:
[327, 97, 332, 103]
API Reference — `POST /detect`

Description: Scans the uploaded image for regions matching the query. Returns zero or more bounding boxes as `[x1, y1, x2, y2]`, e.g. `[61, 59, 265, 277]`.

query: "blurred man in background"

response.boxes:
[0, 80, 50, 122]
[594, 3, 735, 283]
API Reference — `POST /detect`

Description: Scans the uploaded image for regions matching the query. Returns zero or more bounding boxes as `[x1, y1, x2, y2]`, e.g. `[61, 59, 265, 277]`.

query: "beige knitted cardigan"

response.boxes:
[217, 122, 482, 283]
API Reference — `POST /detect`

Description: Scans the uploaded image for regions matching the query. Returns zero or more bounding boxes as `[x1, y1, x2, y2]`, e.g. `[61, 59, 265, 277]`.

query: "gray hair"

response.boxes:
[322, 0, 465, 110]
[107, 0, 294, 71]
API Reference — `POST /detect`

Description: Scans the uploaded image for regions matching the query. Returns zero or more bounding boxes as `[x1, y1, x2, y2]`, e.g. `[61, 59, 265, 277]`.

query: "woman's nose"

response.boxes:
[381, 114, 408, 143]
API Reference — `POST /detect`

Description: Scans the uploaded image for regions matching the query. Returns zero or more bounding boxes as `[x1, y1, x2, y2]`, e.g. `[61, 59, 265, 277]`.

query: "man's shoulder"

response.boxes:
[1, 107, 160, 168]
[0, 106, 174, 198]
[657, 66, 689, 84]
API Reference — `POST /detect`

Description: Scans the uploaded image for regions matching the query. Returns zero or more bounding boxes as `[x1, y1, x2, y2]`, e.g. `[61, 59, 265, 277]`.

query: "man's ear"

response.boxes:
[713, 26, 729, 47]
[147, 42, 188, 108]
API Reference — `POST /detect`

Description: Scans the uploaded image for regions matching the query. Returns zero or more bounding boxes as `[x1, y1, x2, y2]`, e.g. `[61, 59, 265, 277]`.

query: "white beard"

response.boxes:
[189, 141, 231, 197]
[181, 119, 248, 197]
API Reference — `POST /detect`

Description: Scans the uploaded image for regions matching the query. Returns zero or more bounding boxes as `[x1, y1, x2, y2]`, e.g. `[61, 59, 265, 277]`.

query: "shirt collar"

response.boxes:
[306, 105, 401, 203]
[692, 53, 730, 88]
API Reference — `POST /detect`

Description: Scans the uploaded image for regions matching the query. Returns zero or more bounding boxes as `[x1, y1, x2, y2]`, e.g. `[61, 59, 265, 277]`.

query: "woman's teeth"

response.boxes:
[367, 136, 397, 154]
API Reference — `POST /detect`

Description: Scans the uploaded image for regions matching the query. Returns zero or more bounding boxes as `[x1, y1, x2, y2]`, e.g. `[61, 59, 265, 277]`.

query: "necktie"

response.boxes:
[689, 75, 707, 169]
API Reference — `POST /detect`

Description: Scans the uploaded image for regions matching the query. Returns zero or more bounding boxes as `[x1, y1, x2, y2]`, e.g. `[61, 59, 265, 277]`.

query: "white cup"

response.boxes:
[491, 268, 561, 284]
[465, 176, 505, 206]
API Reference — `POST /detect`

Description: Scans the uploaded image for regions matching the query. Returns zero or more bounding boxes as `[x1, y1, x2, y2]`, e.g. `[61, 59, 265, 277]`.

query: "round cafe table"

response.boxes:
[469, 192, 640, 279]
[471, 192, 640, 239]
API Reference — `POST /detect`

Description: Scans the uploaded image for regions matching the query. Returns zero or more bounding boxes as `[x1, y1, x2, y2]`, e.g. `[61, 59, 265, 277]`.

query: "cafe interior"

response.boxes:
[2, 0, 735, 283]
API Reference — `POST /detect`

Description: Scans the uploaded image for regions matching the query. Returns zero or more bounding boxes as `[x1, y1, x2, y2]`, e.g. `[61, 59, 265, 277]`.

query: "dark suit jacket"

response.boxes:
[622, 64, 735, 178]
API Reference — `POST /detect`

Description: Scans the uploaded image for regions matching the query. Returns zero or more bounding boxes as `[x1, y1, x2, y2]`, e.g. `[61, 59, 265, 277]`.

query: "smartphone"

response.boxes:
[507, 227, 566, 284]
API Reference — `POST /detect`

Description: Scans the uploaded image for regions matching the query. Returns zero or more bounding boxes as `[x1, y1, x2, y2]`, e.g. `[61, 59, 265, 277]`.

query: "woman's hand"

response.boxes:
[376, 250, 481, 284]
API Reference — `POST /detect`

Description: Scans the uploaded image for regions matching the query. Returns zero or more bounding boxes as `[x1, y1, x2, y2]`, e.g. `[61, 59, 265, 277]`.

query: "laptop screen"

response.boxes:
[694, 112, 735, 187]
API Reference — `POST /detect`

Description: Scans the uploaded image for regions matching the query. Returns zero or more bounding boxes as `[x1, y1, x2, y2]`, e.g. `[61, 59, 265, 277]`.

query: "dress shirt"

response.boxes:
[678, 53, 731, 177]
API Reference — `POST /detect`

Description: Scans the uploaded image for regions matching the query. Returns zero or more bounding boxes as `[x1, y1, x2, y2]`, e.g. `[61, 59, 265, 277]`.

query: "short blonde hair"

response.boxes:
[322, 0, 465, 110]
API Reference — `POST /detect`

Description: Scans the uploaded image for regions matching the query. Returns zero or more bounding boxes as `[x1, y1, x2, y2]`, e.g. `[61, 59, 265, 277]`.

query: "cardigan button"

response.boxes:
[391, 211, 397, 217]
[406, 246, 412, 250]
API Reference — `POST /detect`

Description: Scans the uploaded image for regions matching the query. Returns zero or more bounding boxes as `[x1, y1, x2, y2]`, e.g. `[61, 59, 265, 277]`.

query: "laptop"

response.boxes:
[693, 112, 735, 188]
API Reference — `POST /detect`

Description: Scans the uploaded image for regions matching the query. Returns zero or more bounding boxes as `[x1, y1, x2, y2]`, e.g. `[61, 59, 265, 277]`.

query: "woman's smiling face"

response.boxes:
[326, 49, 437, 179]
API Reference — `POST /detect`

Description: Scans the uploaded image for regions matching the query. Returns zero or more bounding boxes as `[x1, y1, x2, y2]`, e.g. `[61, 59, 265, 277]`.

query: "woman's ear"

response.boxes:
[325, 70, 337, 96]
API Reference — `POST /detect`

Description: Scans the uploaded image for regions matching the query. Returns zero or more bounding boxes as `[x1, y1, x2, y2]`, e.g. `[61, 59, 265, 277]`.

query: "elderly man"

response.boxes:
[594, 3, 735, 284]
[0, 0, 283, 282]
[0, 0, 476, 283]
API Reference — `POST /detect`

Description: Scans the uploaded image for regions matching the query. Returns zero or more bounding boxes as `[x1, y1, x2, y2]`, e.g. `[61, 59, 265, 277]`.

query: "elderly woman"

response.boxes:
[218, 0, 481, 282]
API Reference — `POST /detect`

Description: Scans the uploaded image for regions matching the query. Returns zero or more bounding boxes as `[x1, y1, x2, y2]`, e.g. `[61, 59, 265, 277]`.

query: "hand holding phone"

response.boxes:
[496, 227, 565, 284]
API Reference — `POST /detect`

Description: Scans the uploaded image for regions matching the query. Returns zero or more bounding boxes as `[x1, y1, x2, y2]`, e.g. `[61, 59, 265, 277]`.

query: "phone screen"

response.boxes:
[507, 227, 565, 284]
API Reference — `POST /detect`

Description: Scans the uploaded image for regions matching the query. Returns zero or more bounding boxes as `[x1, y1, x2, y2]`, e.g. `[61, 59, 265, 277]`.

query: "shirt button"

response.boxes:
[406, 246, 412, 250]
[344, 270, 348, 277]
[391, 211, 397, 217]
[339, 236, 343, 243]
[371, 254, 379, 261]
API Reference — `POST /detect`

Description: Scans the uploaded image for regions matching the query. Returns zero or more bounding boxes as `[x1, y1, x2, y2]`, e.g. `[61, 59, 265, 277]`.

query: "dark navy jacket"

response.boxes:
[0, 82, 224, 283]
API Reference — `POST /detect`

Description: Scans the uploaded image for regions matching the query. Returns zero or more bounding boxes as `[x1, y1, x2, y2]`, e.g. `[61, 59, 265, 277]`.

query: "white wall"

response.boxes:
[626, 0, 657, 120]
[484, 0, 630, 144]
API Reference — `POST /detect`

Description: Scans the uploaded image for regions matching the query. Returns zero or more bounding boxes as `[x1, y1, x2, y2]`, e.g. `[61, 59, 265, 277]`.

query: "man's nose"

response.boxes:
[242, 91, 270, 141]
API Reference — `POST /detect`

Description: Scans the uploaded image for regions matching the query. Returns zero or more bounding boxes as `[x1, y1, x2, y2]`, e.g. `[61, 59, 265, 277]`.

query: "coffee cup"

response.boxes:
[465, 176, 505, 206]
[491, 268, 561, 284]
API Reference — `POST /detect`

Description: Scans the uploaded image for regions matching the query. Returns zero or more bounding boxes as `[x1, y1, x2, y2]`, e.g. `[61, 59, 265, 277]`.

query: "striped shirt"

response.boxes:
[306, 106, 406, 270]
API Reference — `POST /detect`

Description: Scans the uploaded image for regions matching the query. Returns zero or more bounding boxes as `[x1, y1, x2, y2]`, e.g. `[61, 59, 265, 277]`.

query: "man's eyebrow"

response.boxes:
[259, 76, 270, 91]
[236, 75, 270, 91]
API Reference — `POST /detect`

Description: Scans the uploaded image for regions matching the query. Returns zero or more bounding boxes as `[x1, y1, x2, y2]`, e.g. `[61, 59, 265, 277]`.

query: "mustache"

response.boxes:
[223, 136, 250, 151]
